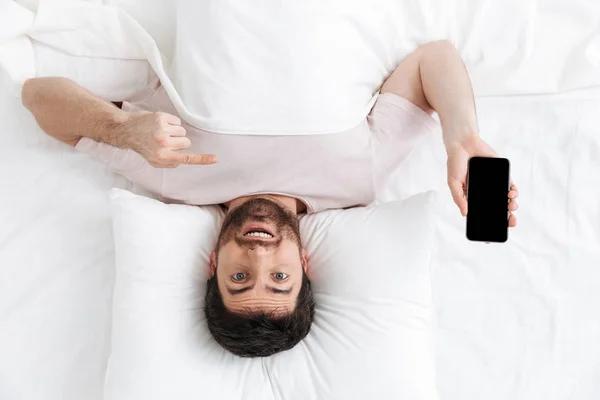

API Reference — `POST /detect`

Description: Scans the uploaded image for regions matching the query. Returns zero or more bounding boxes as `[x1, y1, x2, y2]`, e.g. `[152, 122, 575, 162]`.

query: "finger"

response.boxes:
[166, 125, 186, 137]
[168, 136, 192, 150]
[149, 161, 179, 169]
[508, 190, 518, 199]
[509, 213, 517, 228]
[159, 112, 181, 126]
[448, 179, 468, 216]
[508, 200, 518, 211]
[176, 152, 218, 165]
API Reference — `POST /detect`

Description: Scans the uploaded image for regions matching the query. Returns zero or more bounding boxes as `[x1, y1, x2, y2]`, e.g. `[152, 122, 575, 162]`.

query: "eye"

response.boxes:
[272, 272, 288, 281]
[231, 272, 247, 282]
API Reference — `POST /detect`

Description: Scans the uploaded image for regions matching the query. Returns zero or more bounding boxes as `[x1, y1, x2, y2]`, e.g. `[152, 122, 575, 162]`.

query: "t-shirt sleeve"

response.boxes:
[369, 92, 439, 174]
[75, 137, 164, 195]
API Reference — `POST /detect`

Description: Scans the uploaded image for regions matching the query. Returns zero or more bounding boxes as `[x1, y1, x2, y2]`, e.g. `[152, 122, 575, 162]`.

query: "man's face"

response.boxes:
[211, 198, 307, 315]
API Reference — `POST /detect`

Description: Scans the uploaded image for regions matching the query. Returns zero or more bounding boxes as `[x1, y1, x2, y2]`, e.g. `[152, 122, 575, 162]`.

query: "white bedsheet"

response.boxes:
[0, 68, 129, 399]
[378, 87, 600, 400]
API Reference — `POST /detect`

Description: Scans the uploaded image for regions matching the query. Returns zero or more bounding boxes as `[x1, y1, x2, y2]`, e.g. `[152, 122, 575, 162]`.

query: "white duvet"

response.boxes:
[1, 0, 600, 399]
[2, 0, 600, 127]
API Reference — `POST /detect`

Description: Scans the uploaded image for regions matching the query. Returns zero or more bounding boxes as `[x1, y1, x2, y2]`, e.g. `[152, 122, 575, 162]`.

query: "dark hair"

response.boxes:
[204, 270, 315, 357]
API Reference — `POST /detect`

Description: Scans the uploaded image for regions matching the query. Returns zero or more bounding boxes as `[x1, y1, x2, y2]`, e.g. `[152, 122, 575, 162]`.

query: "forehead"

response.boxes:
[224, 298, 296, 314]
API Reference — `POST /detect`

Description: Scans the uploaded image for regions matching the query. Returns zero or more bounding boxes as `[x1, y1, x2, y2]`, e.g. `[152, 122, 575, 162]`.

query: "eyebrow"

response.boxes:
[267, 286, 293, 295]
[227, 284, 293, 296]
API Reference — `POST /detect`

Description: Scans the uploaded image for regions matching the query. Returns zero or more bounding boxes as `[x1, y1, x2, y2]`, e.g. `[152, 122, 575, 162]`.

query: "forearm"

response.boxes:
[21, 77, 126, 147]
[418, 41, 479, 147]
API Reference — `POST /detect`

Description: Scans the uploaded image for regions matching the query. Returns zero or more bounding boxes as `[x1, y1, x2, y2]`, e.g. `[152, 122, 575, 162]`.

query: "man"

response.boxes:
[22, 40, 519, 357]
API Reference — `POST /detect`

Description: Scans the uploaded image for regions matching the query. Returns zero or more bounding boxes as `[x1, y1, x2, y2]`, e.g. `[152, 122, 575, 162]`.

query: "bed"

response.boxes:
[1, 0, 600, 399]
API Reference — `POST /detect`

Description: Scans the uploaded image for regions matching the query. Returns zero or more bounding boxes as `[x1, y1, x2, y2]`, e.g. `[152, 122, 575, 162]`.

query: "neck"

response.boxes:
[224, 194, 306, 215]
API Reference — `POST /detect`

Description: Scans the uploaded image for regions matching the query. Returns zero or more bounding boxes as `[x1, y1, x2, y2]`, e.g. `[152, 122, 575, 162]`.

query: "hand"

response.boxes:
[114, 111, 218, 168]
[446, 135, 519, 227]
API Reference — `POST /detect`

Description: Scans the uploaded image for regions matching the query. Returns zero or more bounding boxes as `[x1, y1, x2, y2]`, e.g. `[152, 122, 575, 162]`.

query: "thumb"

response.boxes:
[448, 179, 468, 216]
[177, 153, 218, 165]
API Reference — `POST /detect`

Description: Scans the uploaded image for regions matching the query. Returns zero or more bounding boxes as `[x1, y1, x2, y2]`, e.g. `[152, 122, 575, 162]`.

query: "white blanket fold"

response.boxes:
[2, 0, 599, 134]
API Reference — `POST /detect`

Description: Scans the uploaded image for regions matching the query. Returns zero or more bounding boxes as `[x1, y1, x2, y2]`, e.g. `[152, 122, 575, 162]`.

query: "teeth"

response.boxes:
[244, 231, 273, 238]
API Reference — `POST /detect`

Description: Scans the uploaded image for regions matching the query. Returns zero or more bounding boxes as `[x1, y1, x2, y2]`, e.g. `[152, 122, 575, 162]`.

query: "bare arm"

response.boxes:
[22, 77, 125, 147]
[21, 77, 217, 167]
[381, 40, 478, 147]
[380, 40, 519, 226]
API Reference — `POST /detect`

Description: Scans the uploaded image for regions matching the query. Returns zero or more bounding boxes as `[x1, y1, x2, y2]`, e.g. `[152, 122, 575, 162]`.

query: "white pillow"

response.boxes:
[106, 188, 439, 400]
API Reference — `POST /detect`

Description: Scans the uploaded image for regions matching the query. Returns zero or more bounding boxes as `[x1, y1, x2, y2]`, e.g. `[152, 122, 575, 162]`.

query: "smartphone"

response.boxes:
[466, 157, 510, 243]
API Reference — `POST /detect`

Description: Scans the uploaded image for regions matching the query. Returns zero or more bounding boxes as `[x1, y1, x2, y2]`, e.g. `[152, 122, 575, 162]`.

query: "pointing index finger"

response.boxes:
[177, 153, 218, 165]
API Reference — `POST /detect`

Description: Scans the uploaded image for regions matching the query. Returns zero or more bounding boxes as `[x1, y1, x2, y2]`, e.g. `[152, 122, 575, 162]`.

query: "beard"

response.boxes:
[216, 198, 301, 251]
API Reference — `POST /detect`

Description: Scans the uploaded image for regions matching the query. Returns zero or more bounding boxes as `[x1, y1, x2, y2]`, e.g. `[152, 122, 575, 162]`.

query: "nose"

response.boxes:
[247, 245, 270, 255]
[246, 245, 274, 267]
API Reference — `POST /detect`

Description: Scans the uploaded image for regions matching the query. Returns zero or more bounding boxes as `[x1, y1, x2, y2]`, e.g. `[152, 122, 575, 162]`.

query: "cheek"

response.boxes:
[216, 275, 229, 296]
[213, 253, 231, 282]
[216, 243, 238, 266]
[279, 241, 303, 259]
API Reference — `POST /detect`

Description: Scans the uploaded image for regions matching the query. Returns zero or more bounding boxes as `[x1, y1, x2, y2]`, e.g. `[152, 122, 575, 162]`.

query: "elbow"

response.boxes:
[432, 39, 455, 48]
[417, 39, 459, 66]
[21, 77, 71, 110]
[419, 39, 456, 55]
[423, 39, 455, 49]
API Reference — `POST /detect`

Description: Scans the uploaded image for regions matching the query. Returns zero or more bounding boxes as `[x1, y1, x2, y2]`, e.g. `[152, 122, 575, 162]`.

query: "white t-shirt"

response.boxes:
[76, 81, 438, 213]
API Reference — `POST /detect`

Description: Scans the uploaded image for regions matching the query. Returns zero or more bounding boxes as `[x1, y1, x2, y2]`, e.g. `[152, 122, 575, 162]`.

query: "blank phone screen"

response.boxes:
[466, 157, 510, 242]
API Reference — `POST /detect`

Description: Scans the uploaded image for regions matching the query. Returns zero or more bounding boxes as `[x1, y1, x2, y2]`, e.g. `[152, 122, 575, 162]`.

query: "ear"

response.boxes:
[209, 251, 217, 277]
[301, 248, 309, 276]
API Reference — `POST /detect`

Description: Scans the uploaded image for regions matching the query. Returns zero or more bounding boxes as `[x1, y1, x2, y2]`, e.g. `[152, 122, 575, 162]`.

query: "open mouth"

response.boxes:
[244, 230, 273, 238]
[242, 224, 275, 238]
